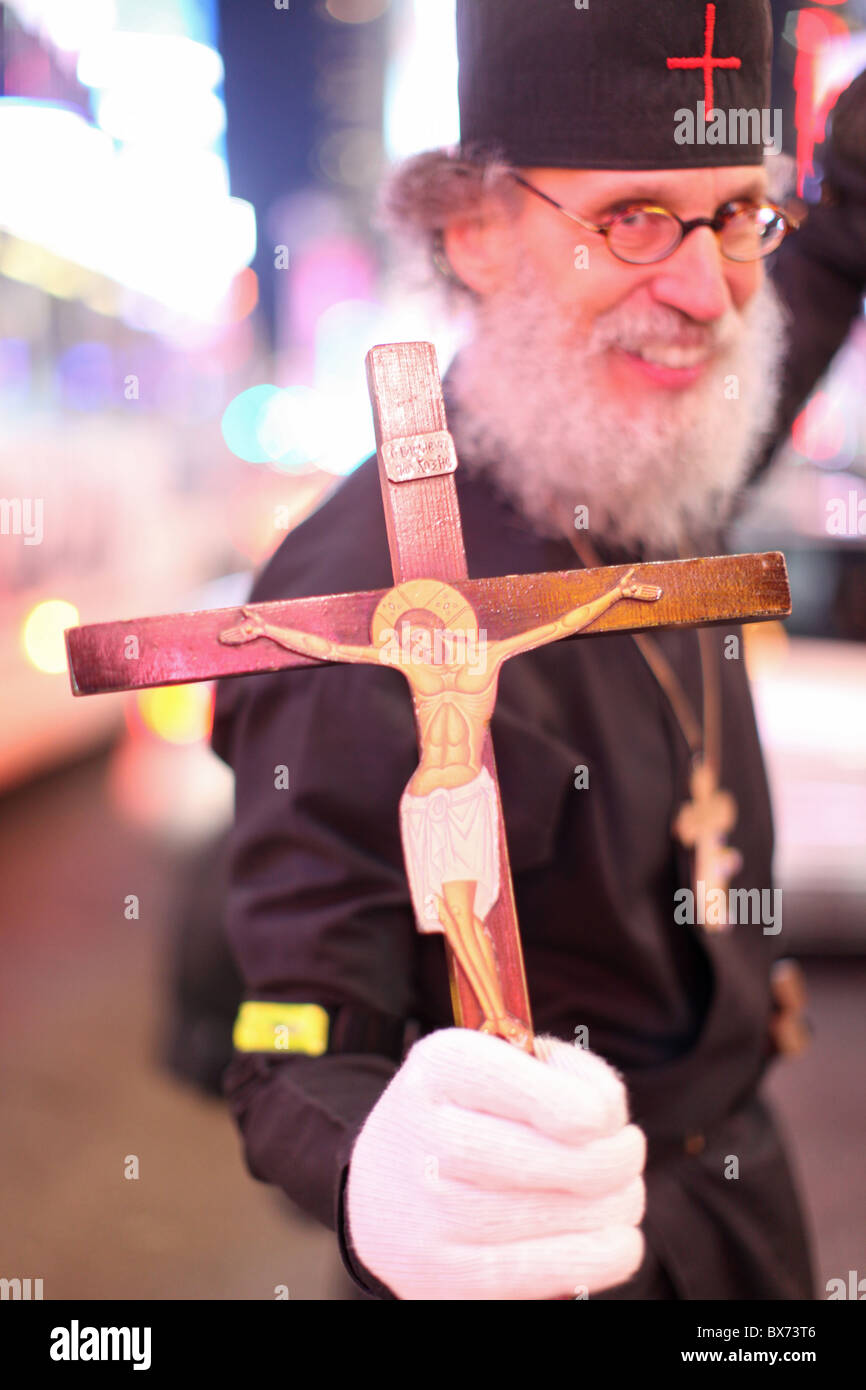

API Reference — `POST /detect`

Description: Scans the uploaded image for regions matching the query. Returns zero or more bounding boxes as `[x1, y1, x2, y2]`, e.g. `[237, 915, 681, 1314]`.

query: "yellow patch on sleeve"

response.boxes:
[232, 1002, 330, 1055]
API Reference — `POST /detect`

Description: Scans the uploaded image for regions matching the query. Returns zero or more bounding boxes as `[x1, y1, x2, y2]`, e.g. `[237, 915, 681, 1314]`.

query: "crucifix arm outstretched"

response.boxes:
[489, 567, 664, 666]
[220, 606, 379, 666]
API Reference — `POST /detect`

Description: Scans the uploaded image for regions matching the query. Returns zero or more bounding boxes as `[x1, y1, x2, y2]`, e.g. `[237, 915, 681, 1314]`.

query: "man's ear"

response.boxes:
[441, 201, 516, 297]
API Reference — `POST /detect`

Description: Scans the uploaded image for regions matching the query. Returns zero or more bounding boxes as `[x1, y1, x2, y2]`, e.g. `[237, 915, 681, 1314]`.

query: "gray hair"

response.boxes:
[376, 145, 522, 302]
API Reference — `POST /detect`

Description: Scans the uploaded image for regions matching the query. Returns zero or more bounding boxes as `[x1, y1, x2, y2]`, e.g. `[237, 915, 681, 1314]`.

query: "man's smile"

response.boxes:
[613, 342, 714, 388]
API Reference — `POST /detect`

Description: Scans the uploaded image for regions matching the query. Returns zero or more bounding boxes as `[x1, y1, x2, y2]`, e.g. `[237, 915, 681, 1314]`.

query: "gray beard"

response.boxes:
[447, 265, 789, 556]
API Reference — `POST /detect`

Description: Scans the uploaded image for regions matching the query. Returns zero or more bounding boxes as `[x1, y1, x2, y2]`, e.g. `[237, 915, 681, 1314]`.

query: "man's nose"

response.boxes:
[647, 226, 732, 325]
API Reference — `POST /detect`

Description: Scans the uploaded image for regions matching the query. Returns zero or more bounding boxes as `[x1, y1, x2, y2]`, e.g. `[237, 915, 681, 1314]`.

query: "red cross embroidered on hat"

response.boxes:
[457, 0, 773, 169]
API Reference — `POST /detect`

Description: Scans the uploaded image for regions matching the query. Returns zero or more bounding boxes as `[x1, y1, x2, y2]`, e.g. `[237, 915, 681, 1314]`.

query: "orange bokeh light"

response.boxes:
[127, 683, 215, 746]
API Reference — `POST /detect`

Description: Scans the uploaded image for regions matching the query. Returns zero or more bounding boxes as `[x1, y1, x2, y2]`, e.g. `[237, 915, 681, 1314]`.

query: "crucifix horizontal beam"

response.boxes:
[66, 552, 790, 696]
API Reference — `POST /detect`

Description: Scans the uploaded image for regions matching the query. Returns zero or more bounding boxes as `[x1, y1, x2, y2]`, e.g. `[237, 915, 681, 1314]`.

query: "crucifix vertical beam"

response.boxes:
[365, 343, 534, 1038]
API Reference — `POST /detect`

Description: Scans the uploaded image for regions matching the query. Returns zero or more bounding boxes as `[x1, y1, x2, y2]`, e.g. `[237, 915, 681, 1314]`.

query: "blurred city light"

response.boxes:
[0, 1, 252, 325]
[289, 237, 376, 347]
[22, 600, 80, 675]
[57, 340, 114, 410]
[314, 298, 384, 386]
[94, 84, 226, 147]
[77, 32, 224, 91]
[0, 98, 254, 320]
[791, 390, 851, 467]
[130, 684, 214, 746]
[258, 386, 329, 472]
[791, 5, 857, 195]
[219, 268, 259, 325]
[385, 0, 459, 160]
[6, 0, 117, 55]
[221, 382, 343, 473]
[221, 385, 284, 464]
[327, 0, 391, 23]
[107, 731, 234, 843]
[114, 144, 229, 204]
[312, 298, 383, 473]
[0, 338, 31, 395]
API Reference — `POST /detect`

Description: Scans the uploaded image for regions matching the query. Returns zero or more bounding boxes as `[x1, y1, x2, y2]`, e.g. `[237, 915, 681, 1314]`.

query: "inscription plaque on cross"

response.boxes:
[65, 341, 791, 1055]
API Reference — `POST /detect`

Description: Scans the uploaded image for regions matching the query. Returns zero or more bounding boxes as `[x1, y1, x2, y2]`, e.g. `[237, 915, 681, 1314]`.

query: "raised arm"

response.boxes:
[751, 72, 866, 488]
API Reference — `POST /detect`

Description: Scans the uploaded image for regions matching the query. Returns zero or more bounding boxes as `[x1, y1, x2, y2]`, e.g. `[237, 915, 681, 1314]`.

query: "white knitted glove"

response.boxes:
[345, 1027, 646, 1300]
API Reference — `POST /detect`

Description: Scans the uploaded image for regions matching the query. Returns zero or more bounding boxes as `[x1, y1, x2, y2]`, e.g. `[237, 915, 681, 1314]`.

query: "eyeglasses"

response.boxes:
[510, 173, 799, 265]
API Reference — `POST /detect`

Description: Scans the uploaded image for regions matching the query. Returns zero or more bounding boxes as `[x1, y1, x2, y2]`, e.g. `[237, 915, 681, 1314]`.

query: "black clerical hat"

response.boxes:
[457, 0, 773, 169]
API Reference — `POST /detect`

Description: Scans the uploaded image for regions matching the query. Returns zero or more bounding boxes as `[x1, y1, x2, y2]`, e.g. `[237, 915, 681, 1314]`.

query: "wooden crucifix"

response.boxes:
[65, 342, 791, 1055]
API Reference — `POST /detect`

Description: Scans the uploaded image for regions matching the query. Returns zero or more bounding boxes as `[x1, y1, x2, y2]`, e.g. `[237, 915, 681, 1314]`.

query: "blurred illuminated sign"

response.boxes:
[0, 1, 255, 323]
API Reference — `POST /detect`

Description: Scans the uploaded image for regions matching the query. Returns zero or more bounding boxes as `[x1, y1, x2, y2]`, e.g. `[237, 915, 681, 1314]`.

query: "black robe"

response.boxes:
[210, 107, 866, 1299]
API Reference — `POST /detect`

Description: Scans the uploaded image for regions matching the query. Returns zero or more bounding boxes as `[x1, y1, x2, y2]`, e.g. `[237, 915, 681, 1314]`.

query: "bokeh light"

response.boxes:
[326, 0, 391, 23]
[791, 390, 849, 466]
[221, 383, 329, 471]
[22, 599, 80, 675]
[221, 384, 284, 464]
[130, 683, 214, 746]
[258, 385, 327, 472]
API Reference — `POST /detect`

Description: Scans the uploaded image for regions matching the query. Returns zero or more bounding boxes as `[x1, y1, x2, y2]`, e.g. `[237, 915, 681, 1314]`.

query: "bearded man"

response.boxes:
[211, 1, 866, 1300]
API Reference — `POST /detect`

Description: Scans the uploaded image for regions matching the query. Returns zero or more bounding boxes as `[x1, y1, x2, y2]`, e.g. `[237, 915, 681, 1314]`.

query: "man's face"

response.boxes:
[510, 163, 767, 397]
